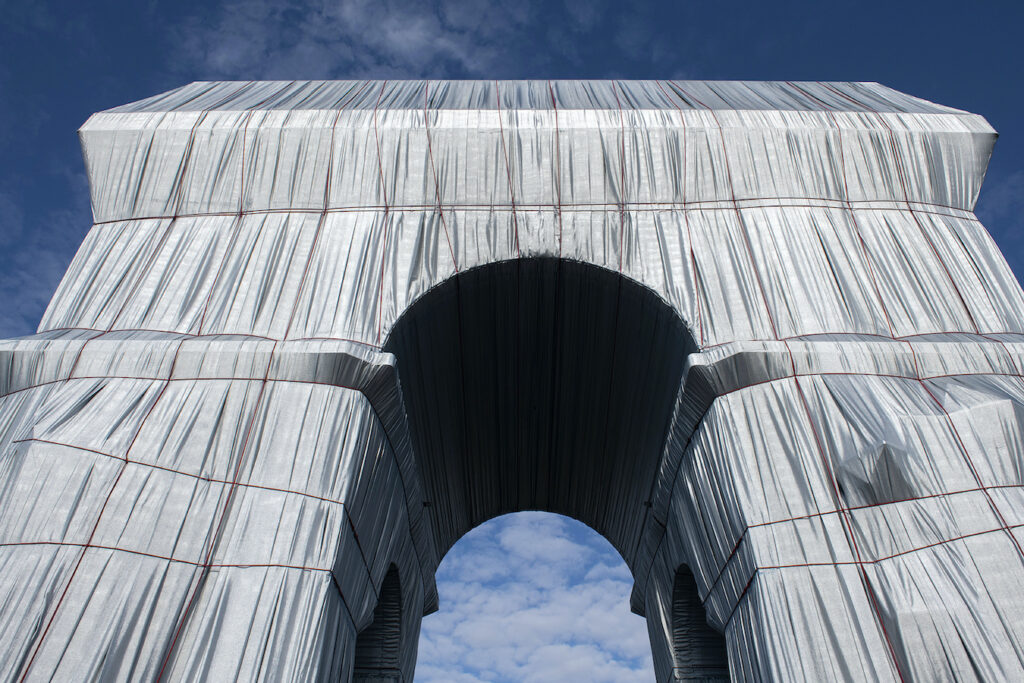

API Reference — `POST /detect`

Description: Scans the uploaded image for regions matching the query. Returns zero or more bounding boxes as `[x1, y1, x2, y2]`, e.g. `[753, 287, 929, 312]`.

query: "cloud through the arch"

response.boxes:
[416, 512, 654, 683]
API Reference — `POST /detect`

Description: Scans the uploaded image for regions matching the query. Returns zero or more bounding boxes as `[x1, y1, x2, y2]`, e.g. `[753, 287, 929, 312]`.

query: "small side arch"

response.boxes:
[671, 565, 729, 681]
[353, 565, 403, 682]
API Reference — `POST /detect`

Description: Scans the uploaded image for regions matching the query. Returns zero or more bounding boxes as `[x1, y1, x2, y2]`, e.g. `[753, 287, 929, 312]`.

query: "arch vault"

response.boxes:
[1, 80, 1024, 681]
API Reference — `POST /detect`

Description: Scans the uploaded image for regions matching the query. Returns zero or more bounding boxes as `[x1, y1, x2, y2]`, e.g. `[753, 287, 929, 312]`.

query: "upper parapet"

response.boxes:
[102, 80, 972, 115]
[79, 80, 997, 224]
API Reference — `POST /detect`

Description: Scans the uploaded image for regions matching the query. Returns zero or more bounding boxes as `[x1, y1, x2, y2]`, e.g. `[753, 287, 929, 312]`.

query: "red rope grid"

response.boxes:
[548, 81, 563, 257]
[718, 519, 1024, 635]
[631, 84, 1023, 632]
[820, 79, 1022, 372]
[654, 87, 905, 670]
[18, 81, 1024, 675]
[783, 336, 907, 681]
[16, 337, 187, 682]
[196, 82, 298, 336]
[152, 341, 277, 681]
[424, 81, 459, 274]
[638, 347, 1024, 667]
[102, 88, 439, 611]
[816, 82, 1024, 568]
[811, 78, 1022, 367]
[282, 80, 374, 341]
[6, 80, 435, 668]
[822, 83, 984, 333]
[374, 81, 390, 345]
[637, 79, 1014, 678]
[703, 481, 1024, 606]
[655, 80, 704, 347]
[612, 81, 628, 274]
[7, 429, 384, 621]
[669, 80, 780, 342]
[494, 80, 521, 259]
[106, 83, 263, 336]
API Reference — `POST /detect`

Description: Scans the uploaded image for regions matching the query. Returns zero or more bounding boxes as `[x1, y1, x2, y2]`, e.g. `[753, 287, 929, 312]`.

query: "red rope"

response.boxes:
[424, 81, 459, 273]
[668, 81, 780, 341]
[17, 339, 186, 682]
[374, 81, 390, 344]
[108, 83, 261, 334]
[85, 196, 978, 225]
[494, 80, 521, 258]
[655, 79, 705, 346]
[197, 82, 299, 335]
[612, 81, 627, 274]
[283, 80, 373, 341]
[548, 81, 563, 257]
[784, 337, 907, 681]
[155, 340, 277, 681]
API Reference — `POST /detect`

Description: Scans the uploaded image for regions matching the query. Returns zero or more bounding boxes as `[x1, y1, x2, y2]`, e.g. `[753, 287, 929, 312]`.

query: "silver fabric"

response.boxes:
[0, 80, 1022, 682]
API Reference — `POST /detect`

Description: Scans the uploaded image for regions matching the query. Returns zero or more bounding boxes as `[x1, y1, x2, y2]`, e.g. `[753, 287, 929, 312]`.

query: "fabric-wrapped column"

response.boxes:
[643, 339, 1024, 682]
[0, 337, 432, 682]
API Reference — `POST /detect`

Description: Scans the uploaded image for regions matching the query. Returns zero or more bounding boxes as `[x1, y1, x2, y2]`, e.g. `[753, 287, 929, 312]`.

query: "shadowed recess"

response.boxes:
[353, 565, 403, 682]
[385, 257, 696, 566]
[672, 566, 729, 681]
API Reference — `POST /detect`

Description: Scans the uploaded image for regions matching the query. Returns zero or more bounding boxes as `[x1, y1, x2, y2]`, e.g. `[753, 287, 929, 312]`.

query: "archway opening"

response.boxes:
[671, 566, 729, 681]
[385, 257, 696, 566]
[415, 511, 654, 681]
[353, 565, 403, 682]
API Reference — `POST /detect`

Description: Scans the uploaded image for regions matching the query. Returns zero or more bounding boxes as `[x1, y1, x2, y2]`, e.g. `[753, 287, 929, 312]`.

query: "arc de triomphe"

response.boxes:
[1, 80, 1023, 682]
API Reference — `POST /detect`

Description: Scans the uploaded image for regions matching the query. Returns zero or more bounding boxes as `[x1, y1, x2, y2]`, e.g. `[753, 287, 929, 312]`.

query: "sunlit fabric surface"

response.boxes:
[1, 80, 1023, 681]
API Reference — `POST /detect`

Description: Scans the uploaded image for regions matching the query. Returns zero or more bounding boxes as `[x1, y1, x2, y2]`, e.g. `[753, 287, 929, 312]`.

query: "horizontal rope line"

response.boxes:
[0, 374, 372, 401]
[720, 520, 1024, 626]
[3, 366, 1022, 417]
[0, 369, 431, 599]
[10, 437, 355, 509]
[26, 329, 1024, 358]
[0, 539, 335, 573]
[4, 518, 1019, 604]
[698, 330, 1024, 353]
[703, 483, 1024, 604]
[30, 327, 383, 349]
[88, 198, 974, 226]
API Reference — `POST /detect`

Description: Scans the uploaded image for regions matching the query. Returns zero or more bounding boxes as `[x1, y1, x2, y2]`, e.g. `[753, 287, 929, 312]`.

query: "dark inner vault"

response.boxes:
[385, 257, 696, 566]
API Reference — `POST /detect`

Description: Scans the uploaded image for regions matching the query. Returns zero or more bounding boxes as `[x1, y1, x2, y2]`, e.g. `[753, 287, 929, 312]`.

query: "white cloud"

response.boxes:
[169, 0, 538, 81]
[0, 170, 90, 337]
[976, 169, 1024, 282]
[0, 191, 24, 249]
[977, 170, 1024, 234]
[562, 0, 603, 32]
[416, 512, 653, 683]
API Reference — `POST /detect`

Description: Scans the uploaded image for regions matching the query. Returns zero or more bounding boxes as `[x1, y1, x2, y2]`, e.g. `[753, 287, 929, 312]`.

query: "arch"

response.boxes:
[384, 257, 697, 567]
[353, 565, 403, 682]
[418, 511, 654, 679]
[670, 565, 729, 681]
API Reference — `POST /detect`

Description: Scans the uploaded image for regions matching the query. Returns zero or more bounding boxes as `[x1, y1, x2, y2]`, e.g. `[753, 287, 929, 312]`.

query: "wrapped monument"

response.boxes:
[0, 80, 1022, 682]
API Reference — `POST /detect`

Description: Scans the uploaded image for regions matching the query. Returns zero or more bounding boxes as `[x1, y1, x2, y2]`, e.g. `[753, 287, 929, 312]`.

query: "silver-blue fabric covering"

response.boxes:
[1, 80, 1022, 682]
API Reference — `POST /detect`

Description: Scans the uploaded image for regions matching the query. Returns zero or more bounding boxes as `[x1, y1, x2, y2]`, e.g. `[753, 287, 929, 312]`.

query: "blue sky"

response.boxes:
[418, 513, 653, 682]
[1, 1, 1022, 680]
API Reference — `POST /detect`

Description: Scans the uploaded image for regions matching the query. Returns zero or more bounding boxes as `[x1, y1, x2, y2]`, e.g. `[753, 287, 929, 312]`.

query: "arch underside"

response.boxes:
[1, 80, 1024, 682]
[385, 257, 694, 564]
